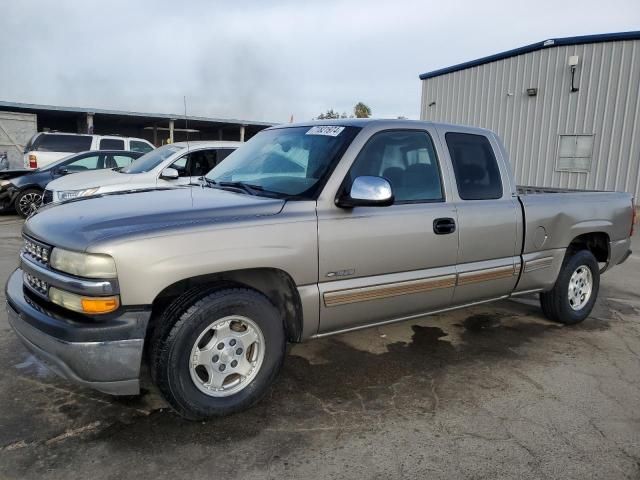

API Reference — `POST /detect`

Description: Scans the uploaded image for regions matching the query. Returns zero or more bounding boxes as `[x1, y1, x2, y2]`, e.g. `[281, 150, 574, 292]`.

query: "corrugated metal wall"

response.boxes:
[421, 39, 640, 198]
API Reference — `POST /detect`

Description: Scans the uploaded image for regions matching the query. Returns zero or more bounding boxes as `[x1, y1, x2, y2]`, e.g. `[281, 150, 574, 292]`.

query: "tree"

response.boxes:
[316, 109, 340, 120]
[354, 102, 372, 118]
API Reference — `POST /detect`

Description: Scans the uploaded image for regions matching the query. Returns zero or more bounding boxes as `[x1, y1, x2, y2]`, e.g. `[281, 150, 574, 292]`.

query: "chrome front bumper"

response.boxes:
[6, 268, 150, 395]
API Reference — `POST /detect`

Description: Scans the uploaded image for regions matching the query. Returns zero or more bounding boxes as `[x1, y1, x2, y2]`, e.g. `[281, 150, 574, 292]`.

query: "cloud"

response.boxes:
[0, 0, 638, 123]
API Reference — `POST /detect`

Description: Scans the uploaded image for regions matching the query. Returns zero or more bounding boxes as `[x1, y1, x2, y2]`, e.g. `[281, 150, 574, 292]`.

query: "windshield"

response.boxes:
[121, 144, 184, 174]
[205, 126, 360, 198]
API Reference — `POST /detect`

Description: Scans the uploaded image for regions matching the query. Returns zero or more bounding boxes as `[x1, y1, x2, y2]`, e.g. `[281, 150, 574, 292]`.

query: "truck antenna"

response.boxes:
[184, 95, 190, 151]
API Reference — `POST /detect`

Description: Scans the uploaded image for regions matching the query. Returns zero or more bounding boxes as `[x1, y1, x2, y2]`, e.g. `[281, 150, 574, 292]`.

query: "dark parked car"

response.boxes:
[0, 150, 143, 217]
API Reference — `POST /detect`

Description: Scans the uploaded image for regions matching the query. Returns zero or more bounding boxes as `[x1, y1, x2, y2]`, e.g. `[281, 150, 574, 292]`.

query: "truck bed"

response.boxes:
[516, 186, 632, 257]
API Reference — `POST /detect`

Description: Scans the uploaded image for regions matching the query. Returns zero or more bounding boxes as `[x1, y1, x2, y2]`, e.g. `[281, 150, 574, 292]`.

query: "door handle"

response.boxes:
[433, 217, 456, 235]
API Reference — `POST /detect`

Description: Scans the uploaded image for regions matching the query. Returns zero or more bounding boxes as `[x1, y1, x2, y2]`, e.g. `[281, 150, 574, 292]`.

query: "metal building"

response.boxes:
[419, 31, 640, 199]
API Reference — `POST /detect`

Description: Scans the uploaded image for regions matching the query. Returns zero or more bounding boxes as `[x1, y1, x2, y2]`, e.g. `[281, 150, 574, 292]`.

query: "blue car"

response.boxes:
[0, 150, 143, 217]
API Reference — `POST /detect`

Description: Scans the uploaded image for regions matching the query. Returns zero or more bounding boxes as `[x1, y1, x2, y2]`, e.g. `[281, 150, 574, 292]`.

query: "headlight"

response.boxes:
[0, 180, 10, 188]
[56, 188, 99, 201]
[50, 248, 117, 278]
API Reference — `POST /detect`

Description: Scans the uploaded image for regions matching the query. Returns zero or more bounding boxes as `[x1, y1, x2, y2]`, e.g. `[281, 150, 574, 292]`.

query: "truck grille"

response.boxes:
[22, 236, 52, 266]
[24, 271, 49, 298]
[42, 189, 53, 205]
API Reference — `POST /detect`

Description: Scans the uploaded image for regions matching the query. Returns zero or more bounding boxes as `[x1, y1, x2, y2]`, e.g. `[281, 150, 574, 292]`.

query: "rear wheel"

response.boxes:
[540, 249, 600, 325]
[15, 188, 43, 218]
[150, 288, 286, 420]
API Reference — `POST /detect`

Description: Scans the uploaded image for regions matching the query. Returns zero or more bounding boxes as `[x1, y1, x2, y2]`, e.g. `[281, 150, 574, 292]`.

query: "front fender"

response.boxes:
[94, 205, 319, 306]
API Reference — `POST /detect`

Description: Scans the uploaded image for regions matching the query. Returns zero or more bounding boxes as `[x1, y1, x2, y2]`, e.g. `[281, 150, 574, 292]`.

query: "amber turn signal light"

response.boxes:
[81, 296, 120, 314]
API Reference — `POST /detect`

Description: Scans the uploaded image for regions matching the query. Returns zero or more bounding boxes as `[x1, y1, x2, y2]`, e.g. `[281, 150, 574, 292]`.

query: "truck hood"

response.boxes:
[46, 168, 135, 191]
[24, 187, 286, 251]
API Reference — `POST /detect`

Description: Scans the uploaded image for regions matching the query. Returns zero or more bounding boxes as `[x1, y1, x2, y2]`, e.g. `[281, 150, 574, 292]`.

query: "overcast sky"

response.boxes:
[1, 0, 638, 123]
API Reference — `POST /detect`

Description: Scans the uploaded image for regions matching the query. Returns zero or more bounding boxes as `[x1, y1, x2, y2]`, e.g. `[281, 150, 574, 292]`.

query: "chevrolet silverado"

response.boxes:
[5, 119, 634, 419]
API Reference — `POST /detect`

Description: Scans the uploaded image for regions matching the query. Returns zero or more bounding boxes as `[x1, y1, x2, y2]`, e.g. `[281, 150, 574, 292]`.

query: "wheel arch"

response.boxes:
[567, 231, 610, 263]
[149, 267, 304, 344]
[17, 184, 45, 194]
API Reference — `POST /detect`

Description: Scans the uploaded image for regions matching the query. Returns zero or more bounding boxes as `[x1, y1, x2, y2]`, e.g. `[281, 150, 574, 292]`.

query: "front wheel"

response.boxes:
[150, 288, 286, 420]
[540, 249, 600, 325]
[15, 188, 43, 218]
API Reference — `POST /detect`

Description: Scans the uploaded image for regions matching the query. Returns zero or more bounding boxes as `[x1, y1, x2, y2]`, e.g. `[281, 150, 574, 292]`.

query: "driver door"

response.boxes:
[317, 128, 459, 334]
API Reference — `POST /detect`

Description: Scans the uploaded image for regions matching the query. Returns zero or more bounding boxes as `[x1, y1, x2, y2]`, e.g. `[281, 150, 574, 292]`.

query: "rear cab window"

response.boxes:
[445, 132, 503, 200]
[31, 134, 92, 153]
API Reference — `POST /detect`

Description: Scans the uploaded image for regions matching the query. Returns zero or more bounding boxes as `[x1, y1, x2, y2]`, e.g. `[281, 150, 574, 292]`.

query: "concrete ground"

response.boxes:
[0, 213, 639, 480]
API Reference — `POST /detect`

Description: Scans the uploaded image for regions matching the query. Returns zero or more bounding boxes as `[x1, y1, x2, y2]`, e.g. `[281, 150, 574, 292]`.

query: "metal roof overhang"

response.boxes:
[419, 31, 640, 80]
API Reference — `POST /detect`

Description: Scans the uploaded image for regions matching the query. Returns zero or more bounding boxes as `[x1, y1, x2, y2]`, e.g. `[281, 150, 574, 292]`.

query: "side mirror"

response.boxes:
[56, 167, 70, 176]
[160, 167, 179, 180]
[336, 175, 394, 208]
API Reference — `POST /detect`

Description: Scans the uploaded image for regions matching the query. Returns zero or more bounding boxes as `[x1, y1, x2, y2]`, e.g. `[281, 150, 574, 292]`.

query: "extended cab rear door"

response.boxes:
[435, 126, 522, 305]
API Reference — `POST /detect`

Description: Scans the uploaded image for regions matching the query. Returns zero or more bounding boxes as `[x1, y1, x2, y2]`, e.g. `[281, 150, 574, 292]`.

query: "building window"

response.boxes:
[556, 135, 594, 172]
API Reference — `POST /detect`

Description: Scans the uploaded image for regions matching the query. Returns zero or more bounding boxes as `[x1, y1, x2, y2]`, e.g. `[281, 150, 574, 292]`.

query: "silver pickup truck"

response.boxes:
[6, 119, 634, 419]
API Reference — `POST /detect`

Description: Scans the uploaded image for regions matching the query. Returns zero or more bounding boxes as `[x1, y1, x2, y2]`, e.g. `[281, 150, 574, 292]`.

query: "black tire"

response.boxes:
[150, 287, 286, 420]
[14, 188, 43, 218]
[540, 249, 600, 325]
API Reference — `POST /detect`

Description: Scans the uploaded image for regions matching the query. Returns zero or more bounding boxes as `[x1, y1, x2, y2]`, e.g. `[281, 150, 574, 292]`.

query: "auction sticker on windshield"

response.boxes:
[306, 126, 345, 137]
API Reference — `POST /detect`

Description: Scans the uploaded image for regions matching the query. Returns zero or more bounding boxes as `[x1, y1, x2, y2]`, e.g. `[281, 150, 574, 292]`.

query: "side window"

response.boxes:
[188, 150, 217, 177]
[216, 148, 235, 164]
[35, 134, 92, 153]
[99, 138, 125, 150]
[170, 155, 189, 177]
[112, 155, 136, 167]
[556, 135, 594, 172]
[348, 130, 443, 203]
[445, 132, 503, 200]
[130, 140, 154, 153]
[65, 154, 101, 171]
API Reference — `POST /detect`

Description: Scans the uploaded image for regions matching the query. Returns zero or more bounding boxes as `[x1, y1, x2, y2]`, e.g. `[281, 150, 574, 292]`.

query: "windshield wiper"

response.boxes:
[217, 181, 263, 196]
[203, 177, 217, 188]
[204, 179, 286, 198]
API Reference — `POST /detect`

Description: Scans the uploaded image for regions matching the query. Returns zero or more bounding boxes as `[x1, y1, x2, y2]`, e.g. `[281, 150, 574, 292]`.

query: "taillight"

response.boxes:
[631, 200, 637, 237]
[28, 154, 37, 169]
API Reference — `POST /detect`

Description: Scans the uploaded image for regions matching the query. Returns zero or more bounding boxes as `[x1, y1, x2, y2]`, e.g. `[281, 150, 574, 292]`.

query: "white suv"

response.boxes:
[24, 132, 155, 169]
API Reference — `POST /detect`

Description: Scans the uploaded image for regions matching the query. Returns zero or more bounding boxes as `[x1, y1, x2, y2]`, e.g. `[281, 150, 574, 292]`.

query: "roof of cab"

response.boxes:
[268, 118, 496, 134]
